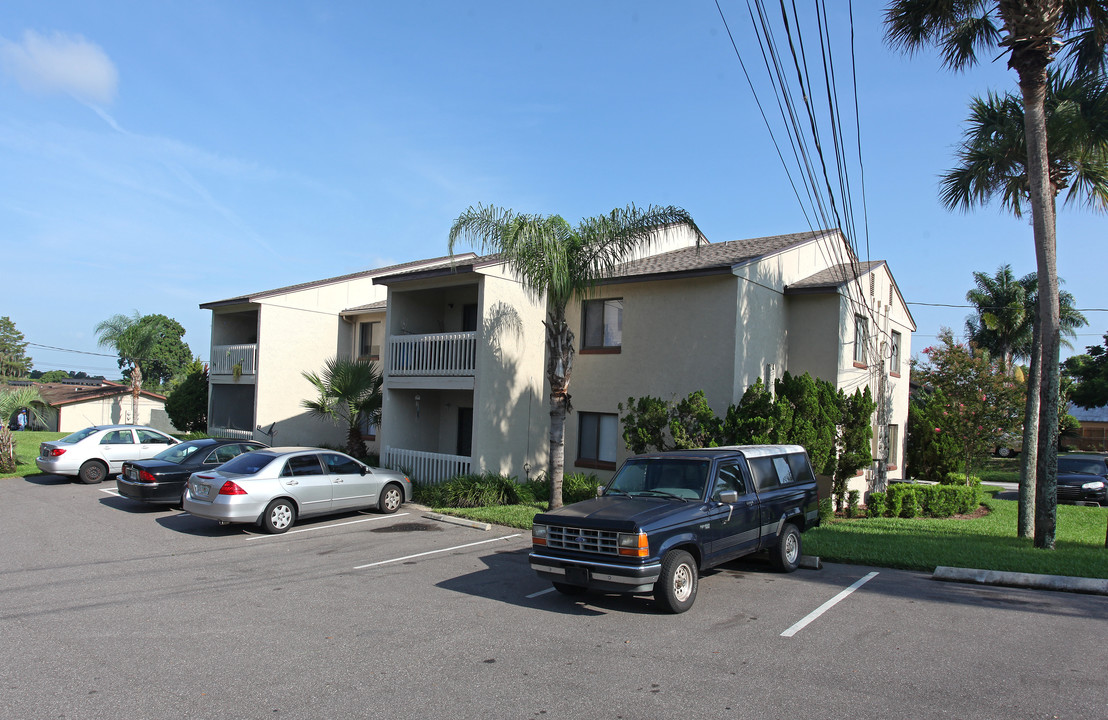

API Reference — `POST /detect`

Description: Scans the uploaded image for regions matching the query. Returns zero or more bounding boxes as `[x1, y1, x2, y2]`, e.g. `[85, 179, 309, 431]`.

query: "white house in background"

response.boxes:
[22, 379, 177, 433]
[200, 225, 914, 499]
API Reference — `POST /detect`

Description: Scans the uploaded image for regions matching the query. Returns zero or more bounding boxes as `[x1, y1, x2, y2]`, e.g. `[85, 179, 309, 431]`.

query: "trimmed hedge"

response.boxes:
[415, 471, 603, 509]
[867, 482, 982, 519]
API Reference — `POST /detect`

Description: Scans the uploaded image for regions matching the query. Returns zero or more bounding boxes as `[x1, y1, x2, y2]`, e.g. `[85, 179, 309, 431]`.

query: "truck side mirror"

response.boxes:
[718, 490, 739, 504]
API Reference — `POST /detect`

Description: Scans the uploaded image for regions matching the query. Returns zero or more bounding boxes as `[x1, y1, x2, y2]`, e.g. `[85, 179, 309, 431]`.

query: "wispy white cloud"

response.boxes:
[0, 30, 118, 104]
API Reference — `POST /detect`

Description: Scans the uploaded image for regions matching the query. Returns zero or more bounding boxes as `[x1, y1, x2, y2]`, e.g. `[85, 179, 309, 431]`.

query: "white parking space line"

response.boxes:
[781, 571, 879, 637]
[354, 534, 522, 569]
[526, 587, 555, 599]
[99, 488, 121, 497]
[246, 512, 410, 540]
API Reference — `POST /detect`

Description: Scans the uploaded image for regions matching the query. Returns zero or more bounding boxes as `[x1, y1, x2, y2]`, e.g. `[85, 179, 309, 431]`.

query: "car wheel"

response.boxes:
[261, 499, 296, 534]
[378, 483, 403, 514]
[552, 581, 587, 596]
[996, 446, 1013, 458]
[78, 460, 108, 484]
[654, 549, 698, 614]
[769, 523, 802, 573]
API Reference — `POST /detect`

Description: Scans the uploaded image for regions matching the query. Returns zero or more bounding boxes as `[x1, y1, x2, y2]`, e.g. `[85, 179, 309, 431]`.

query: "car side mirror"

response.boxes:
[596, 486, 605, 497]
[719, 490, 739, 504]
[361, 466, 369, 476]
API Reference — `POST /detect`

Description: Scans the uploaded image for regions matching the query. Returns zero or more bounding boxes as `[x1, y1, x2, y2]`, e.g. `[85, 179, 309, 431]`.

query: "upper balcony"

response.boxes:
[210, 343, 257, 381]
[388, 332, 476, 377]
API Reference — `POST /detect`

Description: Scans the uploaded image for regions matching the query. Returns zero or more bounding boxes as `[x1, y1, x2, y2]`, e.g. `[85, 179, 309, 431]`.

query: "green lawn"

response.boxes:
[427, 487, 1108, 580]
[2, 430, 65, 479]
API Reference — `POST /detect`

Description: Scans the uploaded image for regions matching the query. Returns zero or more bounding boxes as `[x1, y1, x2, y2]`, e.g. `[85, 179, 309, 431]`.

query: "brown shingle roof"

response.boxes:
[33, 381, 166, 407]
[608, 230, 836, 281]
[786, 261, 884, 293]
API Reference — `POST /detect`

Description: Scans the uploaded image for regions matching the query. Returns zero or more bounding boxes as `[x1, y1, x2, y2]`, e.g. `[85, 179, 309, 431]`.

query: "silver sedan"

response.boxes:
[183, 447, 412, 534]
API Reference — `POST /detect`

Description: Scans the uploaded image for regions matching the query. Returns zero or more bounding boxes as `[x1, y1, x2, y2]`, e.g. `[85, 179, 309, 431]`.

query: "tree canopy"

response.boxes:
[1064, 333, 1108, 409]
[165, 358, 209, 432]
[0, 316, 33, 378]
[118, 314, 192, 390]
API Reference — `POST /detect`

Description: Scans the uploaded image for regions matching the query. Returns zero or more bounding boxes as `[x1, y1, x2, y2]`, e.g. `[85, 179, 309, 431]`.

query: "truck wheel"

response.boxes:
[769, 523, 801, 573]
[552, 582, 587, 596]
[654, 549, 697, 613]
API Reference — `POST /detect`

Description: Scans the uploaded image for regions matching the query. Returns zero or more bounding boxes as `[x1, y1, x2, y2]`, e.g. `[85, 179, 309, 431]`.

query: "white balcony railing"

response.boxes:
[208, 426, 255, 441]
[211, 344, 257, 377]
[388, 332, 476, 377]
[385, 447, 471, 485]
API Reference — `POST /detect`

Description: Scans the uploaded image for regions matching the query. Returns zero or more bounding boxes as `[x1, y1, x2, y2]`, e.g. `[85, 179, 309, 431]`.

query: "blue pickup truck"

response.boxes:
[529, 445, 821, 613]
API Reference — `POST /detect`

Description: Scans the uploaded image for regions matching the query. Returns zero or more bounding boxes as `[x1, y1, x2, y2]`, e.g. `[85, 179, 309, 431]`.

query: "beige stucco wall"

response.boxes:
[564, 274, 738, 477]
[469, 268, 549, 480]
[251, 275, 385, 447]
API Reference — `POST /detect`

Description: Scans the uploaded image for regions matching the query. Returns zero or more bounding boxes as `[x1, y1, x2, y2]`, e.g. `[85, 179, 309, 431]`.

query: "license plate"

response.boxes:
[565, 566, 590, 586]
[127, 468, 138, 480]
[194, 484, 210, 499]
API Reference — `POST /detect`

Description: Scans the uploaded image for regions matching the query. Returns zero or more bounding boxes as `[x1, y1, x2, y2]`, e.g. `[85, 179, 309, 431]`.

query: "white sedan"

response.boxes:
[36, 425, 179, 483]
[183, 447, 412, 533]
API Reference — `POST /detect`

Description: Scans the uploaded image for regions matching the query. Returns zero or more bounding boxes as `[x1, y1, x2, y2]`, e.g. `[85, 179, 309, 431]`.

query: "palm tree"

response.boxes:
[0, 386, 46, 473]
[964, 265, 1032, 373]
[448, 203, 700, 509]
[95, 312, 157, 425]
[940, 71, 1104, 539]
[1012, 273, 1086, 537]
[884, 0, 1108, 549]
[301, 357, 382, 458]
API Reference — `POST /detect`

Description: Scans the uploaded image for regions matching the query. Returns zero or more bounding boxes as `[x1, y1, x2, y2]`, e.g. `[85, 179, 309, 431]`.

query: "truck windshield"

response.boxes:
[608, 458, 710, 500]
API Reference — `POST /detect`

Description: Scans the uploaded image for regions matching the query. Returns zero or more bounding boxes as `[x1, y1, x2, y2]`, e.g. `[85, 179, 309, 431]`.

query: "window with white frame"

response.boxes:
[890, 331, 902, 375]
[578, 412, 618, 468]
[887, 424, 899, 468]
[853, 314, 869, 365]
[582, 299, 622, 350]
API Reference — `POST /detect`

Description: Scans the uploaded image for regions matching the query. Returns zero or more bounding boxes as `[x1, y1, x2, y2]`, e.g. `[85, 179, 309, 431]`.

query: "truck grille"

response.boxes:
[546, 525, 620, 555]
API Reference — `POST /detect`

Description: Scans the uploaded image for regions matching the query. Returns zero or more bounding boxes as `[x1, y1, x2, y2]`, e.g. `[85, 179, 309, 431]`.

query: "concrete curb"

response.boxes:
[423, 513, 492, 531]
[799, 555, 822, 570]
[932, 566, 1108, 596]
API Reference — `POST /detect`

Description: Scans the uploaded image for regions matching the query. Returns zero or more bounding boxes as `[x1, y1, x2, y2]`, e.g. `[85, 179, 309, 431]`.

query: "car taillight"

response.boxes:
[218, 481, 247, 495]
[49, 448, 66, 457]
[139, 470, 157, 483]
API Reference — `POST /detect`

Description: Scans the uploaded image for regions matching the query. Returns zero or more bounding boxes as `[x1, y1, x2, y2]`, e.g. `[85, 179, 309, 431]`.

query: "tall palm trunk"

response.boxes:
[131, 363, 143, 425]
[1018, 319, 1041, 538]
[1000, 0, 1063, 548]
[545, 310, 575, 510]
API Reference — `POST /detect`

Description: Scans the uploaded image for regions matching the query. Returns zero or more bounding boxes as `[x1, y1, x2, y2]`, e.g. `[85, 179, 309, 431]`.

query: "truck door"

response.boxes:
[706, 460, 762, 564]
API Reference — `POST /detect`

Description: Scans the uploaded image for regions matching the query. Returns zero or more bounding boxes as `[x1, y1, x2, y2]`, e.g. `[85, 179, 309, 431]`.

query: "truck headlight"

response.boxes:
[532, 524, 548, 545]
[617, 531, 649, 557]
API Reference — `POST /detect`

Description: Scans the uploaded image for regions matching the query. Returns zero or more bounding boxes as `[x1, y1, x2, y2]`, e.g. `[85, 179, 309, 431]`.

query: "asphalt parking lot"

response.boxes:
[2, 475, 1106, 720]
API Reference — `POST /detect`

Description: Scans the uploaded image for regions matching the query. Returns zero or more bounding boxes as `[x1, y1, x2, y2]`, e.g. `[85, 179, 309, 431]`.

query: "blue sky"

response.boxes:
[2, 1, 1102, 378]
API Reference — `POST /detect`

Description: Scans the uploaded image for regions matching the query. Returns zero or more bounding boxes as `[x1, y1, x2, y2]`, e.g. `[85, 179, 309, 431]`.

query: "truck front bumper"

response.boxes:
[529, 551, 662, 594]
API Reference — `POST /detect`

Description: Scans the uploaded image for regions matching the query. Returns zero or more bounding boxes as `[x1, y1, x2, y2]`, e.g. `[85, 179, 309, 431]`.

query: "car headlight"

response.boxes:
[1081, 481, 1106, 490]
[532, 524, 548, 545]
[617, 531, 649, 557]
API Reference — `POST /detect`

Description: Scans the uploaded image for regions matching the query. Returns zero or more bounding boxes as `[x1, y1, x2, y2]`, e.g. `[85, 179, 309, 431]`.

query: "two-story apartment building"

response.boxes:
[201, 226, 914, 497]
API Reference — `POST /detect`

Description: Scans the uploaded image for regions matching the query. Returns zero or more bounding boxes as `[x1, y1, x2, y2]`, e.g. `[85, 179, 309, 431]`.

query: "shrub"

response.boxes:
[866, 492, 887, 518]
[563, 472, 602, 504]
[818, 497, 834, 522]
[845, 489, 861, 518]
[886, 483, 917, 518]
[899, 489, 920, 518]
[414, 473, 519, 508]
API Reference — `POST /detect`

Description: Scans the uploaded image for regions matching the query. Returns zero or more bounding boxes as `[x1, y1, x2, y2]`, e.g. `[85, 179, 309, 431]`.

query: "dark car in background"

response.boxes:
[117, 439, 268, 507]
[1056, 453, 1108, 506]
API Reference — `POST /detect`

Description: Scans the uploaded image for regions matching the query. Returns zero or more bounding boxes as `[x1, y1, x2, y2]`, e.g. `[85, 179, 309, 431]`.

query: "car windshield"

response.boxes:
[61, 427, 100, 443]
[216, 452, 278, 476]
[607, 458, 710, 500]
[1057, 458, 1107, 475]
[154, 442, 208, 464]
